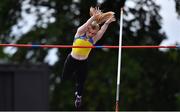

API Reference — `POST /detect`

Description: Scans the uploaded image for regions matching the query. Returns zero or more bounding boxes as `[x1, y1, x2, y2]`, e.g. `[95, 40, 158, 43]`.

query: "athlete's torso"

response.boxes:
[71, 34, 94, 60]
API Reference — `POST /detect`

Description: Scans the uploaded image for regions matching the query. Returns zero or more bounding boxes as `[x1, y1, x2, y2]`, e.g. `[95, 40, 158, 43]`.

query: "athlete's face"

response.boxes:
[86, 26, 98, 37]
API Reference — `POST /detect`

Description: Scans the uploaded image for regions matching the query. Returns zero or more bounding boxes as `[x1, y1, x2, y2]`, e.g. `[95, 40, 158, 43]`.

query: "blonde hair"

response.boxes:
[89, 6, 115, 30]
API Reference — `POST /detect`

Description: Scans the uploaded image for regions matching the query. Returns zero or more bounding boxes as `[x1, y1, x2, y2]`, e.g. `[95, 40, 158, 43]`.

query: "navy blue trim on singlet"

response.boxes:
[74, 33, 94, 45]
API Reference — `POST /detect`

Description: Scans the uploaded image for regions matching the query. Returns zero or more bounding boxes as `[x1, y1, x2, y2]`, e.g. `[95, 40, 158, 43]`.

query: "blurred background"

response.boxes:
[0, 0, 180, 111]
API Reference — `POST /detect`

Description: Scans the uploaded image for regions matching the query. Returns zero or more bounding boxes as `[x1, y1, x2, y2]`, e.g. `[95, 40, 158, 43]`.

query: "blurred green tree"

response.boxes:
[0, 0, 180, 111]
[175, 0, 180, 17]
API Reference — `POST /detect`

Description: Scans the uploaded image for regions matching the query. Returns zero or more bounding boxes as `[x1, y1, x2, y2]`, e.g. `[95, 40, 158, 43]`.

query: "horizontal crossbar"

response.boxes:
[0, 44, 179, 49]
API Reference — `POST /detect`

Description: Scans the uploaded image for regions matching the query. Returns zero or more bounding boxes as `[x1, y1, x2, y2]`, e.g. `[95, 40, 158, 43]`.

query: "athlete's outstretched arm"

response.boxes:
[94, 16, 116, 42]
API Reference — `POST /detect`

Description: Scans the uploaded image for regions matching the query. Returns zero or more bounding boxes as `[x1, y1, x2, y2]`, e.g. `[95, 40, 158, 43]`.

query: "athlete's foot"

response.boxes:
[75, 92, 82, 109]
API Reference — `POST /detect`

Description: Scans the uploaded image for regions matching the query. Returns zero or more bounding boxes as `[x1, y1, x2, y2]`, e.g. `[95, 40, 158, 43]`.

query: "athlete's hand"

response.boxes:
[105, 15, 116, 24]
[90, 7, 102, 20]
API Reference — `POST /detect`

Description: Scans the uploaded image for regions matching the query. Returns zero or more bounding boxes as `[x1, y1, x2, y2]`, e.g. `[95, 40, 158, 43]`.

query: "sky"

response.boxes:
[6, 0, 180, 65]
[155, 0, 180, 45]
[125, 0, 180, 46]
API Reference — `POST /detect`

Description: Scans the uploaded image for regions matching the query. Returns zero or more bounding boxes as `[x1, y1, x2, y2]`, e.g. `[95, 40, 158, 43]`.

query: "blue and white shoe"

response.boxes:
[75, 92, 82, 108]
